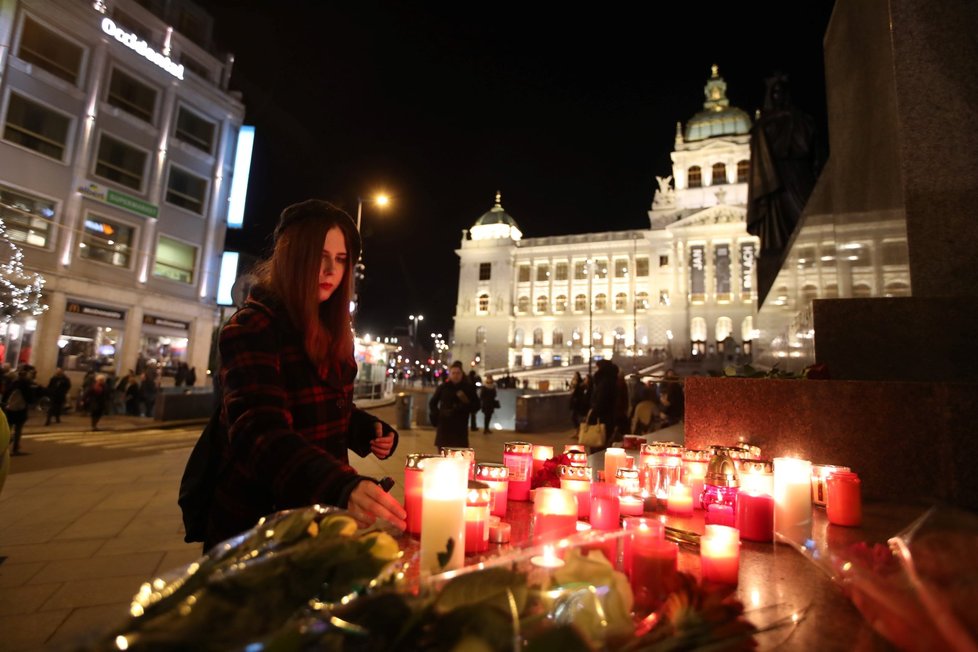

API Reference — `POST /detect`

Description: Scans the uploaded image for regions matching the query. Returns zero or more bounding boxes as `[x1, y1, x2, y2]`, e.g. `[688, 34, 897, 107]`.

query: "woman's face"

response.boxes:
[319, 226, 348, 302]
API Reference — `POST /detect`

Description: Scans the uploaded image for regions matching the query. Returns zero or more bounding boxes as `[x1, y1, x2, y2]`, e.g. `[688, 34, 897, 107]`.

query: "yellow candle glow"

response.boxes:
[420, 457, 469, 574]
[604, 448, 626, 486]
[773, 457, 813, 543]
[700, 524, 740, 584]
[531, 544, 565, 569]
[666, 482, 693, 516]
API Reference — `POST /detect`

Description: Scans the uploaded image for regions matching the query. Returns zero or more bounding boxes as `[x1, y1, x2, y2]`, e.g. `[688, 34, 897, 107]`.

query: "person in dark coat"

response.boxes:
[84, 374, 111, 431]
[467, 369, 481, 431]
[185, 367, 197, 387]
[123, 373, 142, 415]
[205, 199, 405, 551]
[45, 368, 71, 426]
[586, 359, 619, 452]
[4, 367, 35, 455]
[429, 361, 479, 448]
[174, 362, 188, 387]
[478, 373, 498, 434]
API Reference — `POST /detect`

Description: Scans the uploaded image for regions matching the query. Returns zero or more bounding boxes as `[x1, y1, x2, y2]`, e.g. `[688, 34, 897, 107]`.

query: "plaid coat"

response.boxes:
[206, 288, 396, 547]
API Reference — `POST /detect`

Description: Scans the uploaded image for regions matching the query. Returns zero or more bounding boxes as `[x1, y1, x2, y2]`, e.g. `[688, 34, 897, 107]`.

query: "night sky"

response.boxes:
[199, 1, 836, 340]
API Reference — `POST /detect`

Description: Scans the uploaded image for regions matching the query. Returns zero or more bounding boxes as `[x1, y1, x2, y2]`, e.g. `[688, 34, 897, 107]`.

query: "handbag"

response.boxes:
[578, 410, 606, 447]
[178, 405, 226, 544]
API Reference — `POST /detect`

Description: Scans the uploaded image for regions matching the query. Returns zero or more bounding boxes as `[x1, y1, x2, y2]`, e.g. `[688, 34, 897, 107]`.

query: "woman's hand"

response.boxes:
[370, 421, 396, 458]
[347, 479, 407, 531]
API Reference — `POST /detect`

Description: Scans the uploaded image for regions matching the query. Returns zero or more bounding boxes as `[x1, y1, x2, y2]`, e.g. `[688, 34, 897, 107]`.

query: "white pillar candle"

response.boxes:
[773, 457, 813, 543]
[604, 447, 626, 485]
[420, 457, 469, 574]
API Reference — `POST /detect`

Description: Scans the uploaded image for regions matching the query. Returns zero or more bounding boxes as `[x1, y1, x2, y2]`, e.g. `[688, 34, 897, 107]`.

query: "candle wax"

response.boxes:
[706, 503, 736, 527]
[700, 525, 740, 585]
[737, 491, 774, 542]
[533, 513, 577, 543]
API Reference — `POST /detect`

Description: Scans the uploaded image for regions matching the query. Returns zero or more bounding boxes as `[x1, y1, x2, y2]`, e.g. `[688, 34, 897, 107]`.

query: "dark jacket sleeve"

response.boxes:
[348, 407, 399, 459]
[219, 311, 364, 509]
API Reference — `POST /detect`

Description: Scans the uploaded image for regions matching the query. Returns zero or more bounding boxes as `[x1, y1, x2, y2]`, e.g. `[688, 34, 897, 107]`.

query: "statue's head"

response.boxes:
[763, 72, 791, 111]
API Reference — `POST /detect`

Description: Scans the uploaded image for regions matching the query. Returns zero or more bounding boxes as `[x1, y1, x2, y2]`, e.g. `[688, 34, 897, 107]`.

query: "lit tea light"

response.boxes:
[504, 442, 533, 502]
[531, 544, 565, 569]
[404, 454, 438, 537]
[559, 465, 593, 519]
[666, 483, 693, 517]
[533, 487, 578, 543]
[532, 445, 554, 476]
[474, 462, 509, 517]
[440, 446, 476, 480]
[464, 481, 492, 554]
[811, 464, 849, 507]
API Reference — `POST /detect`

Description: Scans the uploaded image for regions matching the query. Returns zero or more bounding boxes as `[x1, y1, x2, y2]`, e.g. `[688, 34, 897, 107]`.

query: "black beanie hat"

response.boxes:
[273, 199, 361, 261]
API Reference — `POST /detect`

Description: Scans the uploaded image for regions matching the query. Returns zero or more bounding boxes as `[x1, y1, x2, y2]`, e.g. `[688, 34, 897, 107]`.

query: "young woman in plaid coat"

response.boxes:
[205, 200, 406, 549]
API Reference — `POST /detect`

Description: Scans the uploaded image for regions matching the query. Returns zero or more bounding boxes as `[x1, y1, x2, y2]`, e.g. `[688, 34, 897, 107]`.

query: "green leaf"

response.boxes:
[434, 568, 528, 616]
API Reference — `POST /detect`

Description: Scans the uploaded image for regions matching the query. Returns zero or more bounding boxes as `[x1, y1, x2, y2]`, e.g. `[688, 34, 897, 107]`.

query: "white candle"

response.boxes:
[620, 495, 644, 516]
[604, 448, 626, 487]
[700, 524, 740, 584]
[773, 457, 813, 543]
[666, 482, 693, 516]
[420, 457, 469, 574]
[530, 544, 565, 569]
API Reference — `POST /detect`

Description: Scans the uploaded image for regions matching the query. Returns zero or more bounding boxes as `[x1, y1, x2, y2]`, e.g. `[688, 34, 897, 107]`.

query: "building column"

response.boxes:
[188, 311, 217, 386]
[121, 304, 144, 374]
[136, 82, 178, 284]
[33, 290, 67, 381]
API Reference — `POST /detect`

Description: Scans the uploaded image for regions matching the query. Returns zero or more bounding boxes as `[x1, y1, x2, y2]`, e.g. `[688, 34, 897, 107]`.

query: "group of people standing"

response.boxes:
[569, 363, 685, 450]
[428, 362, 499, 448]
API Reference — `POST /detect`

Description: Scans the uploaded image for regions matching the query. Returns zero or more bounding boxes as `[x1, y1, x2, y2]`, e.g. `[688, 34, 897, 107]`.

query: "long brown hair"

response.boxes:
[252, 200, 360, 372]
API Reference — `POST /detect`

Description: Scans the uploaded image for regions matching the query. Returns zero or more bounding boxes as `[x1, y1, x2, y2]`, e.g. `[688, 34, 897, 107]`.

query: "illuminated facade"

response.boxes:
[0, 0, 245, 385]
[452, 67, 762, 373]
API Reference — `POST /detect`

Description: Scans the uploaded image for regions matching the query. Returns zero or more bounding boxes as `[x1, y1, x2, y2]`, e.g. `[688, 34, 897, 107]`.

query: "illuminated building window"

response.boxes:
[477, 294, 489, 313]
[0, 185, 54, 248]
[659, 290, 670, 306]
[636, 291, 649, 310]
[533, 328, 543, 345]
[536, 264, 550, 282]
[593, 259, 608, 279]
[555, 295, 567, 312]
[475, 326, 486, 344]
[716, 317, 732, 341]
[555, 262, 568, 280]
[688, 166, 702, 188]
[3, 93, 71, 161]
[635, 257, 649, 276]
[165, 164, 208, 214]
[80, 214, 134, 268]
[736, 160, 750, 183]
[518, 265, 530, 282]
[174, 105, 216, 154]
[153, 235, 197, 284]
[574, 261, 587, 280]
[594, 293, 607, 311]
[615, 292, 627, 311]
[574, 294, 587, 311]
[536, 295, 548, 312]
[517, 295, 529, 312]
[615, 260, 629, 278]
[711, 162, 727, 185]
[659, 254, 669, 267]
[17, 16, 83, 85]
[107, 67, 158, 124]
[478, 262, 491, 280]
[553, 329, 564, 346]
[95, 133, 148, 191]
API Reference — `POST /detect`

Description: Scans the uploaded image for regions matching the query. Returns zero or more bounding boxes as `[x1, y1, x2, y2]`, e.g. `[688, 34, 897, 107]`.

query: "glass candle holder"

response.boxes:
[420, 457, 469, 574]
[616, 467, 641, 497]
[738, 459, 774, 496]
[464, 481, 492, 554]
[474, 462, 509, 517]
[623, 516, 677, 613]
[565, 450, 588, 467]
[532, 487, 578, 543]
[700, 524, 740, 584]
[702, 451, 738, 525]
[825, 471, 862, 526]
[773, 457, 813, 543]
[666, 482, 694, 516]
[682, 449, 710, 509]
[503, 441, 533, 501]
[559, 465, 593, 519]
[811, 464, 850, 507]
[440, 446, 476, 480]
[589, 481, 621, 531]
[736, 489, 774, 542]
[604, 447, 626, 487]
[532, 444, 554, 476]
[404, 453, 438, 537]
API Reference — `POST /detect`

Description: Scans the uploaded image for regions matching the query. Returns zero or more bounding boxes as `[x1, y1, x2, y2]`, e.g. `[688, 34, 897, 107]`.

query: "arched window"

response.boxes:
[711, 162, 727, 185]
[475, 326, 486, 345]
[716, 317, 733, 341]
[741, 316, 755, 341]
[478, 293, 489, 313]
[688, 166, 702, 188]
[555, 295, 567, 312]
[824, 283, 839, 298]
[614, 327, 626, 351]
[594, 293, 607, 311]
[636, 291, 649, 310]
[553, 329, 564, 346]
[884, 281, 910, 297]
[513, 328, 524, 348]
[536, 295, 548, 312]
[575, 294, 587, 311]
[517, 295, 529, 312]
[852, 283, 872, 298]
[615, 292, 627, 311]
[736, 160, 749, 183]
[533, 328, 543, 345]
[690, 317, 708, 341]
[801, 284, 818, 305]
[592, 329, 603, 345]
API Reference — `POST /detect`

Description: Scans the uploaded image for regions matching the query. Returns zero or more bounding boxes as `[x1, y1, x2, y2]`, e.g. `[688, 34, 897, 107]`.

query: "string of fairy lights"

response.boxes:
[0, 218, 48, 321]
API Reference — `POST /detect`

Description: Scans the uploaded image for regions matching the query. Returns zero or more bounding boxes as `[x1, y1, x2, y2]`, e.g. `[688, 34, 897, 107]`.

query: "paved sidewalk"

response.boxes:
[0, 400, 602, 651]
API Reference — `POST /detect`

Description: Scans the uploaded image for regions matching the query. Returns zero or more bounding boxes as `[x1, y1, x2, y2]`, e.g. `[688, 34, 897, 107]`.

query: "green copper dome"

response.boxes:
[684, 65, 752, 142]
[473, 191, 520, 228]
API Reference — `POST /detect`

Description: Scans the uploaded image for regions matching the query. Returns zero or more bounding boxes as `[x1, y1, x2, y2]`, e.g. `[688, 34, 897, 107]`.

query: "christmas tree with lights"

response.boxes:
[0, 217, 47, 321]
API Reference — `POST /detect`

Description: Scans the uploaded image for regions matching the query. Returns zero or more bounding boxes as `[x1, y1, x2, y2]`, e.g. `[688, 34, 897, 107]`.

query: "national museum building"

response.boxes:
[0, 0, 245, 384]
[452, 68, 761, 373]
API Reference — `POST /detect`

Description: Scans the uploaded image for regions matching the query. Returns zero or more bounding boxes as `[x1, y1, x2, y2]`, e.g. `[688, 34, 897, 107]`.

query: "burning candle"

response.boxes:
[474, 462, 509, 517]
[702, 451, 739, 526]
[604, 447, 626, 487]
[623, 517, 678, 613]
[531, 544, 566, 569]
[532, 487, 578, 543]
[559, 465, 593, 518]
[666, 483, 693, 517]
[504, 442, 533, 501]
[826, 471, 862, 526]
[738, 459, 774, 496]
[620, 495, 644, 516]
[464, 481, 492, 554]
[489, 518, 511, 543]
[420, 457, 469, 574]
[700, 524, 740, 584]
[683, 450, 710, 509]
[440, 446, 476, 480]
[404, 453, 438, 537]
[773, 457, 813, 543]
[736, 490, 774, 542]
[616, 467, 641, 498]
[811, 464, 850, 507]
[532, 445, 554, 476]
[589, 481, 621, 531]
[565, 450, 588, 467]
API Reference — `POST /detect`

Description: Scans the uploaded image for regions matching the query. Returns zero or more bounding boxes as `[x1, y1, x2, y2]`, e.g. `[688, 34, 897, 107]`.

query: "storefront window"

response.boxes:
[80, 215, 134, 268]
[139, 334, 188, 377]
[0, 185, 54, 248]
[57, 323, 120, 372]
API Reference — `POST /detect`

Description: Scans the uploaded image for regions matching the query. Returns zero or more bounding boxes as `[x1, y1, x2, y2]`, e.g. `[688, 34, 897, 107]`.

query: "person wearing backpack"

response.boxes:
[4, 366, 35, 455]
[198, 200, 405, 551]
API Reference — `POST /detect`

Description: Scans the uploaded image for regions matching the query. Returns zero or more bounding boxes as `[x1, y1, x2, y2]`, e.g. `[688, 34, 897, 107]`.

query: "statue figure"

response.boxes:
[746, 74, 819, 253]
[652, 175, 676, 208]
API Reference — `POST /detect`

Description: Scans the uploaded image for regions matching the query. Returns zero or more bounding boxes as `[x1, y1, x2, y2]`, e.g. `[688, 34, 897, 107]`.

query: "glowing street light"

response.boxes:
[356, 192, 390, 232]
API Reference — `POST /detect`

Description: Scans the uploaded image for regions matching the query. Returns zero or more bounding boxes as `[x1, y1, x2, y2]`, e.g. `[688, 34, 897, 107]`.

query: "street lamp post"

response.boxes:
[352, 193, 390, 314]
[409, 313, 424, 342]
[356, 193, 390, 233]
[587, 258, 593, 377]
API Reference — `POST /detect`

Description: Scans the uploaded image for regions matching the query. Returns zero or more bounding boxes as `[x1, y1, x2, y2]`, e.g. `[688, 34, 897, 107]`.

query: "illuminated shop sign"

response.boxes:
[66, 301, 125, 320]
[143, 315, 190, 330]
[100, 17, 185, 80]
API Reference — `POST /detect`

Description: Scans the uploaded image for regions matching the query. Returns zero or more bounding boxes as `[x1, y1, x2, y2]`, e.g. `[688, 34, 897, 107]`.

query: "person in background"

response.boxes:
[186, 367, 197, 387]
[140, 372, 158, 418]
[123, 372, 142, 416]
[206, 199, 405, 551]
[467, 369, 482, 431]
[174, 362, 188, 387]
[85, 374, 111, 431]
[586, 359, 619, 452]
[429, 360, 479, 448]
[478, 373, 498, 434]
[659, 368, 685, 427]
[3, 366, 35, 455]
[45, 368, 71, 426]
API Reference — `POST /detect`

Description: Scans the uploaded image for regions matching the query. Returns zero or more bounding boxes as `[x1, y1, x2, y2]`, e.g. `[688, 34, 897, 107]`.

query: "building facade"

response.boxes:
[452, 67, 761, 373]
[0, 0, 245, 385]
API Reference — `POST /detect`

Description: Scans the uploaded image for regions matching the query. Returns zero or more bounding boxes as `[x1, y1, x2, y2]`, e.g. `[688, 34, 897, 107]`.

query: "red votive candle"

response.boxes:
[464, 481, 491, 553]
[623, 517, 678, 613]
[474, 462, 509, 518]
[532, 487, 578, 543]
[666, 483, 694, 517]
[700, 524, 740, 585]
[559, 465, 593, 519]
[826, 471, 862, 526]
[532, 445, 554, 476]
[504, 442, 533, 501]
[589, 481, 621, 531]
[736, 490, 774, 542]
[404, 453, 437, 537]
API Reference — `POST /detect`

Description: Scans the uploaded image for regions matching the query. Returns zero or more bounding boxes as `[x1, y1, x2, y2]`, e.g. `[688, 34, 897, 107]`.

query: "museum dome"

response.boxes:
[470, 191, 522, 241]
[684, 65, 752, 142]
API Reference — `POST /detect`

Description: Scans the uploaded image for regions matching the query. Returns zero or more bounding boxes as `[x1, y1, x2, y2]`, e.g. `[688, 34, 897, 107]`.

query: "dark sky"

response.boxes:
[200, 1, 836, 340]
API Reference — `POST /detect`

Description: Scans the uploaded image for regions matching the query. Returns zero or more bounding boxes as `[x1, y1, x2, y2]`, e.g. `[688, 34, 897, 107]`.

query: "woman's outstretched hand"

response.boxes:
[347, 478, 407, 532]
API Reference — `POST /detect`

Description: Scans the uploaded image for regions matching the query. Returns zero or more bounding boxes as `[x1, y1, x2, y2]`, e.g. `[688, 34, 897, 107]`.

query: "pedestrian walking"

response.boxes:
[123, 372, 142, 415]
[479, 373, 498, 434]
[140, 372, 158, 418]
[85, 374, 111, 431]
[4, 367, 35, 455]
[45, 367, 71, 425]
[467, 369, 481, 431]
[429, 361, 479, 448]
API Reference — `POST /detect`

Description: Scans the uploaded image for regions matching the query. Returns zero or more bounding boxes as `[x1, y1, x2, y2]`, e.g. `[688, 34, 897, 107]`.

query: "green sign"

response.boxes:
[106, 189, 158, 218]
